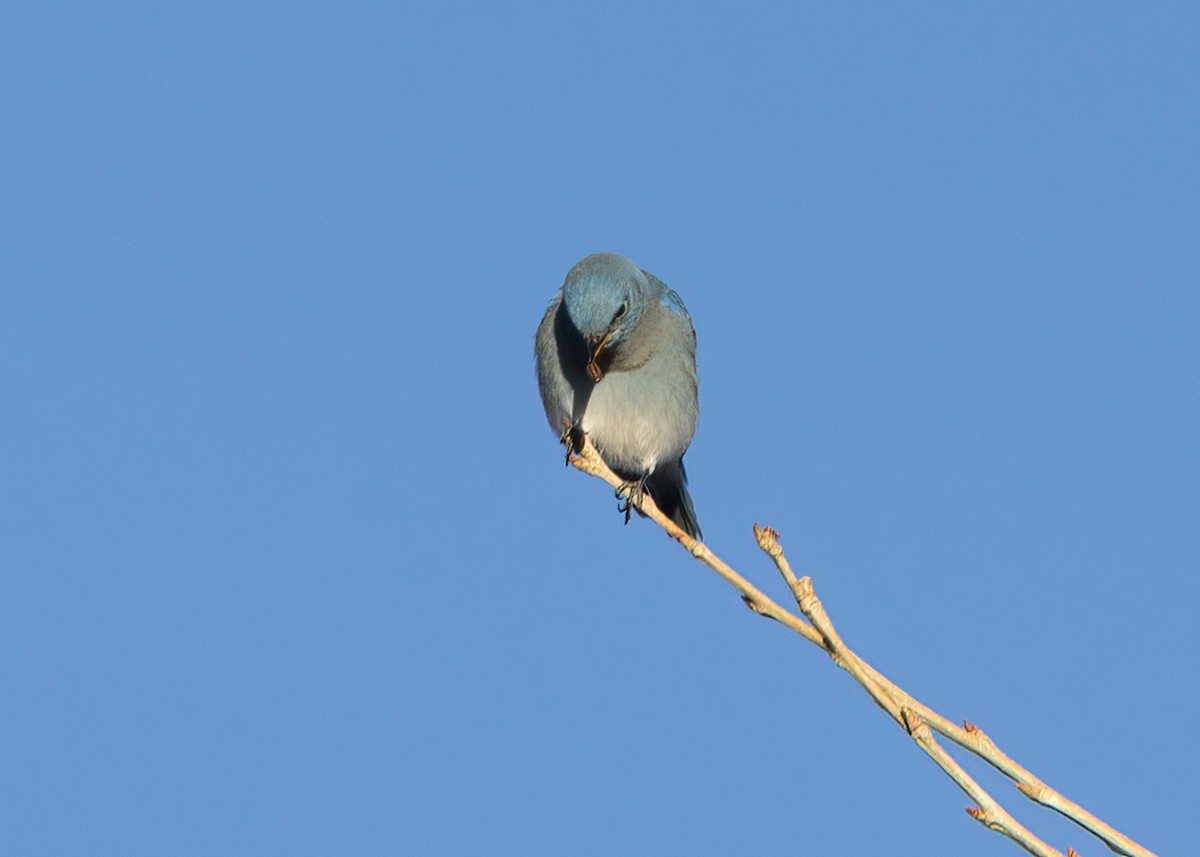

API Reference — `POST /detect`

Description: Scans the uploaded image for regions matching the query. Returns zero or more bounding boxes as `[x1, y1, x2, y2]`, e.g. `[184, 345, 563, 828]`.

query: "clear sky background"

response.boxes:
[3, 3, 1196, 855]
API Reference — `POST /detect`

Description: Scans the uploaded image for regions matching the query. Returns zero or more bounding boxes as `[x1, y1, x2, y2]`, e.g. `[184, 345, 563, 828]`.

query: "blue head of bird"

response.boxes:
[562, 254, 648, 379]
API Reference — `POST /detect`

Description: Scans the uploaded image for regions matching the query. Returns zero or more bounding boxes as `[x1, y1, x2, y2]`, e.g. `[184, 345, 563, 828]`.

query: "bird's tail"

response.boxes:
[646, 460, 702, 540]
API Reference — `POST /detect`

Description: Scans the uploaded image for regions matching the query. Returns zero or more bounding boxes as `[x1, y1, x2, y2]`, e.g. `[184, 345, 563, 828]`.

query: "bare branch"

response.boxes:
[565, 436, 1158, 857]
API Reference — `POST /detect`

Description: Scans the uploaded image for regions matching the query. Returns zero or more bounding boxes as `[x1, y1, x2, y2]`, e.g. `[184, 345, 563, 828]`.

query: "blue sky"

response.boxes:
[3, 2, 1196, 855]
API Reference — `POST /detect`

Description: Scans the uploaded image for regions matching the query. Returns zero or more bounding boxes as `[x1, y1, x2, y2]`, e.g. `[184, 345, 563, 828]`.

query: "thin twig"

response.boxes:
[566, 439, 823, 647]
[792, 572, 1062, 857]
[564, 437, 1158, 857]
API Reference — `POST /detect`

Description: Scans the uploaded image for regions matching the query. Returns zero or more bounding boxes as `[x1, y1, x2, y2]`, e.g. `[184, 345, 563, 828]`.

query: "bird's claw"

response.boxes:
[616, 479, 647, 525]
[559, 421, 584, 465]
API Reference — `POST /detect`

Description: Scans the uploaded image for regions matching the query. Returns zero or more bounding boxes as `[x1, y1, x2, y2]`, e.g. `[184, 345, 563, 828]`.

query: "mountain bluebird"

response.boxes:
[535, 252, 702, 539]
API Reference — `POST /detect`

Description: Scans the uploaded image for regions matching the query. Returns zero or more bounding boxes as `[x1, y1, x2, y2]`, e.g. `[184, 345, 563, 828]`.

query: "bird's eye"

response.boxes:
[613, 303, 627, 323]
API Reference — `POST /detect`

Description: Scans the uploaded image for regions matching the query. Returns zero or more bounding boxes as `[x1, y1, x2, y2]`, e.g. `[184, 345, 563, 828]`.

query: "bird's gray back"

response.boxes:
[534, 293, 577, 435]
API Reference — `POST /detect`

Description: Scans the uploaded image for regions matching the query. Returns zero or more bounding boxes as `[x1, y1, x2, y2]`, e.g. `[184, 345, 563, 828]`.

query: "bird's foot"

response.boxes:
[616, 479, 647, 525]
[559, 421, 585, 465]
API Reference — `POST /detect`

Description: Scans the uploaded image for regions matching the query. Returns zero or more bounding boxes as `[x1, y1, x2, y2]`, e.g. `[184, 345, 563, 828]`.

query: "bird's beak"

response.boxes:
[586, 329, 613, 383]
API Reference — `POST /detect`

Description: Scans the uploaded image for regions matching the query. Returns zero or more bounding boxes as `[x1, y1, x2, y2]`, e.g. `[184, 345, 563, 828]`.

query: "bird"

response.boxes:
[535, 252, 702, 539]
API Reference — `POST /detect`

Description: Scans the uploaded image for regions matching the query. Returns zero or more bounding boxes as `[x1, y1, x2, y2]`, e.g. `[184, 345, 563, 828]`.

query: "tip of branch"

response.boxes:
[752, 523, 782, 552]
[753, 522, 780, 540]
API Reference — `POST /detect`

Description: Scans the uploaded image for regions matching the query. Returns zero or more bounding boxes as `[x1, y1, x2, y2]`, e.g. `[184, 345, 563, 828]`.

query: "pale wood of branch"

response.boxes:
[564, 436, 1157, 857]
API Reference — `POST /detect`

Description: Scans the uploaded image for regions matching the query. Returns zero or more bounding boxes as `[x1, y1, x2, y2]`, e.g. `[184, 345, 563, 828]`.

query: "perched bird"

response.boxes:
[535, 253, 702, 539]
